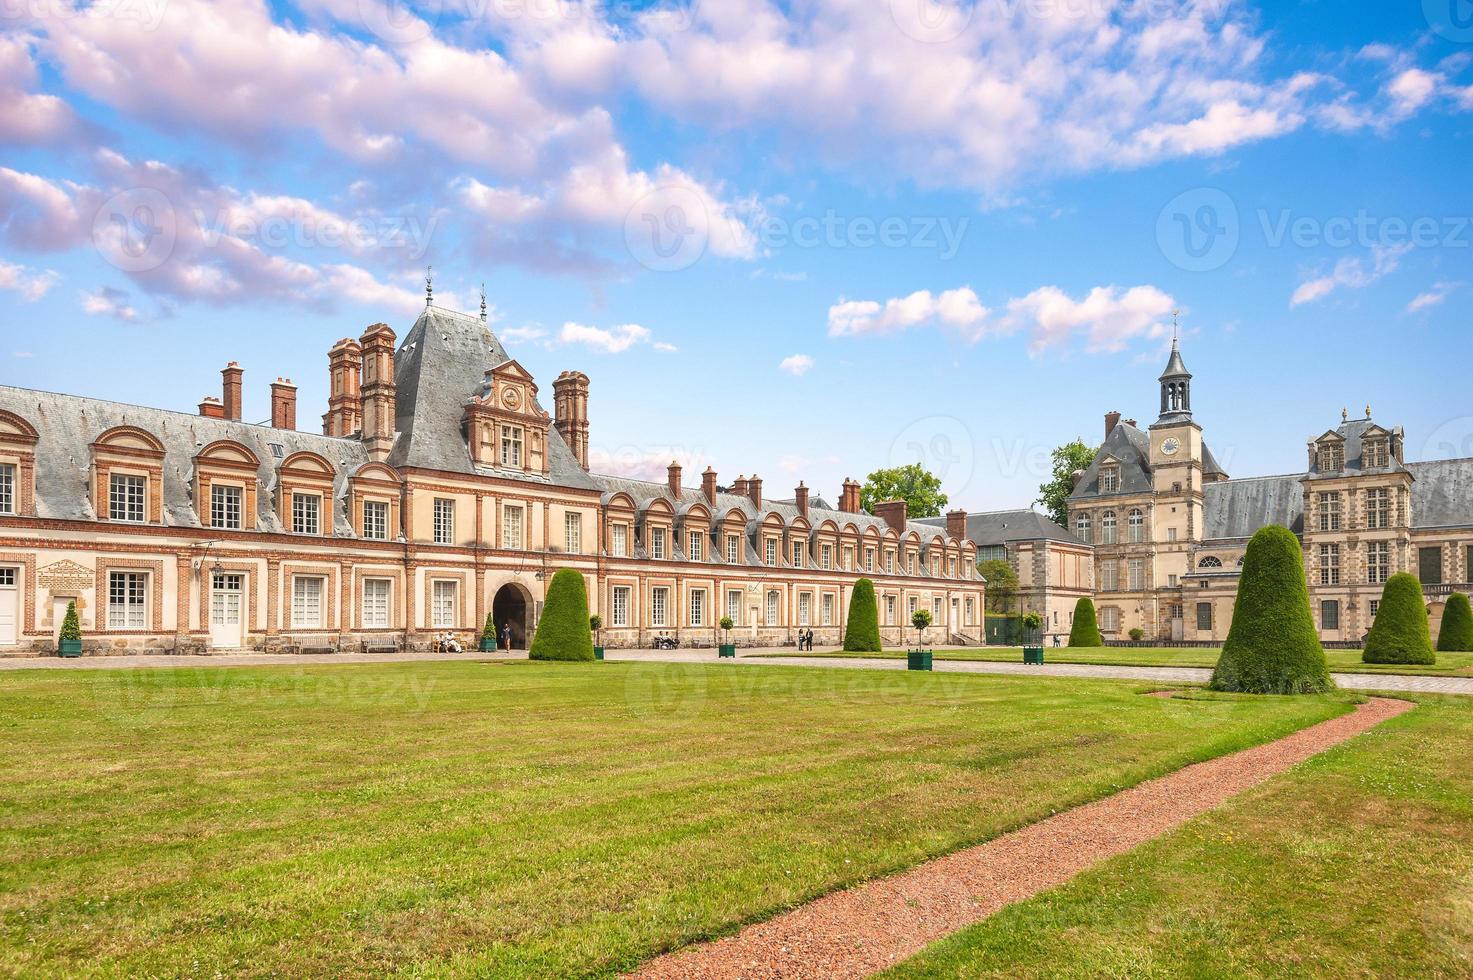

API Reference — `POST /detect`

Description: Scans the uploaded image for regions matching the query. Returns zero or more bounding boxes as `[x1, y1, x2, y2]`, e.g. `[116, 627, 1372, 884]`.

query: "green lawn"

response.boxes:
[0, 662, 1354, 977]
[759, 646, 1473, 676]
[884, 694, 1473, 979]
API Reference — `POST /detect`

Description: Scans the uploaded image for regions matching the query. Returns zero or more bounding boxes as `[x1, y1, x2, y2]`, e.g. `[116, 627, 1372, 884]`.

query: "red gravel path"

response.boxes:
[633, 697, 1412, 980]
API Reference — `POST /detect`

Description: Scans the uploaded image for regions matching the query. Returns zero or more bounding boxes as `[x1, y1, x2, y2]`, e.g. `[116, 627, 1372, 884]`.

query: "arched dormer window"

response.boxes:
[0, 410, 40, 517]
[194, 441, 261, 531]
[1198, 556, 1223, 569]
[91, 426, 166, 524]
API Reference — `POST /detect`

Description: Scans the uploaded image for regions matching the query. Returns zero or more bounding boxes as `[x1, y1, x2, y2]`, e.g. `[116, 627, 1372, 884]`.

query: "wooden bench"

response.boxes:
[285, 636, 338, 655]
[362, 639, 401, 654]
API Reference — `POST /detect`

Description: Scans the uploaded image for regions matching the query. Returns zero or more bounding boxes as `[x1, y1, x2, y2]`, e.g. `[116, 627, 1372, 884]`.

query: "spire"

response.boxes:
[479, 283, 487, 322]
[1156, 321, 1193, 424]
[425, 265, 433, 308]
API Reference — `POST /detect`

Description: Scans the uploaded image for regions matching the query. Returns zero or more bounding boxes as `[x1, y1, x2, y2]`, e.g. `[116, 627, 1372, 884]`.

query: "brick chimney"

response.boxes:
[732, 475, 749, 499]
[198, 396, 226, 419]
[553, 371, 590, 471]
[839, 478, 862, 513]
[359, 323, 397, 461]
[702, 467, 718, 506]
[324, 338, 363, 438]
[1105, 411, 1121, 439]
[667, 460, 683, 499]
[221, 362, 243, 422]
[946, 508, 968, 540]
[874, 499, 908, 532]
[271, 378, 298, 430]
[794, 481, 809, 520]
[1123, 418, 1137, 429]
[747, 474, 763, 511]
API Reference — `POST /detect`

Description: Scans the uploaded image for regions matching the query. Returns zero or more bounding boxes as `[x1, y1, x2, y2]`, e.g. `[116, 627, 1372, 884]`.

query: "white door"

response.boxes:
[52, 597, 70, 640]
[0, 568, 16, 646]
[210, 573, 244, 649]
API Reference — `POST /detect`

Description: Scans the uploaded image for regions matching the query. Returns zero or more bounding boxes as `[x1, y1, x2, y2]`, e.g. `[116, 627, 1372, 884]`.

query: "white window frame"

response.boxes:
[798, 592, 811, 626]
[726, 589, 741, 626]
[726, 534, 739, 563]
[565, 512, 582, 554]
[650, 586, 669, 627]
[688, 530, 702, 561]
[765, 537, 777, 566]
[362, 500, 388, 540]
[431, 580, 458, 629]
[611, 586, 631, 627]
[291, 576, 324, 629]
[611, 522, 628, 558]
[211, 484, 242, 530]
[765, 590, 779, 626]
[433, 498, 455, 545]
[502, 505, 524, 550]
[792, 541, 804, 568]
[107, 570, 147, 630]
[822, 593, 834, 626]
[651, 526, 666, 560]
[500, 425, 523, 468]
[109, 473, 146, 523]
[362, 578, 391, 629]
[689, 588, 705, 627]
[293, 493, 321, 535]
[0, 463, 13, 515]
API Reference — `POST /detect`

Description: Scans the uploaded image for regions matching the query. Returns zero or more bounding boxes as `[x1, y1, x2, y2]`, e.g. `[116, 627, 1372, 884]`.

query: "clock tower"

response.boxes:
[1149, 336, 1203, 482]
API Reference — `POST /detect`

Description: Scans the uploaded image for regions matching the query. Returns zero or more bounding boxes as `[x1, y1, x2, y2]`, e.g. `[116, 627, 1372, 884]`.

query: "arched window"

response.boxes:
[1128, 509, 1144, 543]
[1101, 511, 1117, 545]
[1075, 513, 1092, 544]
[1198, 556, 1223, 568]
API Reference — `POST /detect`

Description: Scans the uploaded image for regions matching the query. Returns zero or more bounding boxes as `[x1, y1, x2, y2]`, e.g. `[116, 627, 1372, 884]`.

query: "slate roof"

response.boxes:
[1409, 459, 1473, 529]
[1202, 474, 1306, 541]
[915, 509, 1085, 547]
[1308, 418, 1410, 477]
[1070, 421, 1155, 498]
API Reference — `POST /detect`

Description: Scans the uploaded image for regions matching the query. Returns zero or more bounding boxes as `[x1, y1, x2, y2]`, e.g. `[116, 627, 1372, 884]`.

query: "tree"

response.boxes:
[481, 613, 496, 648]
[843, 579, 882, 652]
[1037, 438, 1099, 528]
[1209, 525, 1334, 694]
[1438, 593, 1473, 653]
[911, 608, 932, 647]
[1068, 597, 1102, 647]
[1363, 574, 1436, 665]
[529, 569, 595, 662]
[59, 601, 81, 642]
[977, 558, 1019, 613]
[859, 464, 947, 518]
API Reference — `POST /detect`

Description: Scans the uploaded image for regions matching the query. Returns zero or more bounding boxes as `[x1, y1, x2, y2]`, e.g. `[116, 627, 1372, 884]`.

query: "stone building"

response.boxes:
[0, 305, 982, 655]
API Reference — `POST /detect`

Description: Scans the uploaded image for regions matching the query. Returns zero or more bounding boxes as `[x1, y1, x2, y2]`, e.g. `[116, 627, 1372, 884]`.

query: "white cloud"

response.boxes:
[779, 353, 814, 376]
[0, 34, 80, 147]
[559, 321, 653, 353]
[80, 285, 138, 321]
[827, 287, 988, 340]
[501, 325, 549, 345]
[652, 341, 678, 352]
[1406, 281, 1460, 314]
[1291, 244, 1411, 307]
[586, 446, 712, 482]
[0, 258, 58, 300]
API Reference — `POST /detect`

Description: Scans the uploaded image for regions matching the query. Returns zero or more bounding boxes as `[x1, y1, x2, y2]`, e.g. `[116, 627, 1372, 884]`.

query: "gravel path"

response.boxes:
[632, 696, 1413, 980]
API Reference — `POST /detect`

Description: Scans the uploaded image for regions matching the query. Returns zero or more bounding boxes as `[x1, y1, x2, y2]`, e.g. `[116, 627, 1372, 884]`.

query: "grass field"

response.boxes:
[760, 646, 1473, 676]
[0, 661, 1354, 977]
[884, 694, 1473, 978]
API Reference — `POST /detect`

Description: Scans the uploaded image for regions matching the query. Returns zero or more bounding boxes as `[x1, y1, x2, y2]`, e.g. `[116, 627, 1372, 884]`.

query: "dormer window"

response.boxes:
[110, 474, 147, 523]
[1364, 439, 1389, 469]
[500, 425, 523, 468]
[0, 464, 12, 515]
[1100, 464, 1120, 493]
[1318, 444, 1344, 472]
[651, 526, 666, 559]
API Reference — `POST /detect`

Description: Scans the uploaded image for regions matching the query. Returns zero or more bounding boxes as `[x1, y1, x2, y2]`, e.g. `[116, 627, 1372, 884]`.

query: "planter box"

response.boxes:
[594, 646, 605, 661]
[907, 649, 933, 671]
[718, 644, 736, 658]
[1023, 647, 1044, 665]
[478, 637, 497, 653]
[58, 639, 83, 658]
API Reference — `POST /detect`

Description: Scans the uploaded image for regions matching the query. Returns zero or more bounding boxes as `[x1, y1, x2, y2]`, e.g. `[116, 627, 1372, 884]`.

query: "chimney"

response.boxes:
[667, 459, 683, 499]
[702, 467, 718, 506]
[198, 396, 226, 419]
[359, 323, 397, 461]
[1105, 411, 1121, 438]
[946, 508, 968, 540]
[875, 499, 908, 532]
[747, 474, 763, 511]
[553, 371, 591, 471]
[733, 475, 749, 499]
[221, 362, 243, 421]
[839, 478, 862, 513]
[794, 482, 809, 520]
[271, 378, 298, 430]
[1123, 418, 1137, 429]
[325, 338, 363, 438]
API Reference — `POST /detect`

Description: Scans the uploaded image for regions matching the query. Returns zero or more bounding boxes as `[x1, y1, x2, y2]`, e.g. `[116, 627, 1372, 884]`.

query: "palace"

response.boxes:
[0, 306, 983, 654]
[952, 340, 1473, 645]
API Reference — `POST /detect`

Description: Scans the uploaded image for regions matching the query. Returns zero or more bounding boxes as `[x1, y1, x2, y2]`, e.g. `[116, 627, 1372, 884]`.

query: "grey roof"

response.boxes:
[1071, 421, 1155, 498]
[1159, 342, 1191, 380]
[0, 385, 367, 533]
[916, 509, 1085, 547]
[1202, 473, 1305, 540]
[1308, 418, 1409, 478]
[1409, 459, 1473, 528]
[388, 306, 599, 490]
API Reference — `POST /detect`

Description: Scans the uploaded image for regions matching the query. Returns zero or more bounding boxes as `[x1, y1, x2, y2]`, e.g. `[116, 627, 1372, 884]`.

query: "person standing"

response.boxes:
[500, 623, 512, 651]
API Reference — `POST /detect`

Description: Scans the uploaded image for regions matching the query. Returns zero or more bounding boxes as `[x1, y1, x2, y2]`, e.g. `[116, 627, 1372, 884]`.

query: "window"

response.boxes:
[1100, 606, 1120, 632]
[363, 500, 388, 540]
[886, 552, 895, 574]
[0, 463, 13, 514]
[798, 592, 811, 626]
[650, 587, 669, 627]
[1196, 602, 1213, 632]
[866, 547, 876, 572]
[765, 590, 779, 626]
[210, 484, 242, 530]
[792, 542, 804, 568]
[1128, 558, 1146, 591]
[1167, 527, 1178, 543]
[821, 544, 833, 570]
[1321, 600, 1341, 631]
[1075, 513, 1092, 544]
[611, 523, 628, 558]
[499, 425, 523, 468]
[651, 526, 666, 559]
[1319, 492, 1342, 532]
[1101, 560, 1119, 592]
[1366, 489, 1392, 529]
[765, 537, 777, 566]
[686, 529, 701, 561]
[1419, 546, 1444, 586]
[362, 578, 391, 628]
[908, 596, 917, 618]
[1370, 600, 1380, 619]
[502, 505, 524, 549]
[1128, 509, 1144, 543]
[429, 580, 457, 628]
[1367, 541, 1391, 584]
[1320, 544, 1341, 585]
[907, 553, 915, 575]
[107, 571, 146, 629]
[433, 499, 455, 544]
[109, 474, 146, 522]
[885, 594, 896, 625]
[1100, 466, 1119, 493]
[293, 494, 320, 535]
[611, 586, 630, 627]
[0, 568, 13, 587]
[933, 597, 943, 621]
[291, 576, 323, 629]
[822, 593, 834, 626]
[1318, 444, 1344, 471]
[726, 534, 739, 563]
[844, 546, 854, 571]
[1364, 439, 1389, 469]
[689, 588, 705, 627]
[1198, 556, 1223, 568]
[726, 590, 741, 626]
[566, 512, 583, 554]
[1101, 511, 1117, 545]
[977, 545, 1006, 563]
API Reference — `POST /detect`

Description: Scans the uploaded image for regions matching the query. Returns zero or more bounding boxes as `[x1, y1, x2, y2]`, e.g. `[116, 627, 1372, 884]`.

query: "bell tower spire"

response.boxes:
[1157, 313, 1193, 424]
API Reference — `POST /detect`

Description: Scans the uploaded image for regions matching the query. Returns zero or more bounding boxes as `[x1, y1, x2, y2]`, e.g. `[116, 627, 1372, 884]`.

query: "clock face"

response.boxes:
[1161, 437, 1182, 457]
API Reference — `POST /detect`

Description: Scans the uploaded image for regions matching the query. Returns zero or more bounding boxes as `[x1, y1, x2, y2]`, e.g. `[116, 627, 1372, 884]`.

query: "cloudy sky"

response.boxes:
[0, 0, 1469, 510]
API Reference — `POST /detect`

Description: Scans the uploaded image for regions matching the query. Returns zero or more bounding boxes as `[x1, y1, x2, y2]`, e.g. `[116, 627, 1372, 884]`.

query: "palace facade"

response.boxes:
[0, 306, 983, 655]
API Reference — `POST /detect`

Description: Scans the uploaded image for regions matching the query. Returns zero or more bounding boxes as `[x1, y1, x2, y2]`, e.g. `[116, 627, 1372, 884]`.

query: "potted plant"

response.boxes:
[718, 616, 736, 658]
[1021, 611, 1044, 664]
[58, 600, 83, 658]
[479, 613, 497, 653]
[908, 609, 933, 671]
[590, 614, 604, 661]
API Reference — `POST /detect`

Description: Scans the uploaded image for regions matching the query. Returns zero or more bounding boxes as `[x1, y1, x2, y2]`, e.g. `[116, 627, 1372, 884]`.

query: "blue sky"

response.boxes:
[1, 0, 1469, 511]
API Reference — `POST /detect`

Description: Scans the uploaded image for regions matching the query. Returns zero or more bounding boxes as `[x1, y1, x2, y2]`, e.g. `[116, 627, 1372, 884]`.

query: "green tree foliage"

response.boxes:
[1210, 525, 1335, 693]
[1068, 597, 1102, 647]
[977, 558, 1019, 613]
[911, 608, 932, 644]
[842, 578, 883, 652]
[1438, 593, 1473, 653]
[859, 464, 947, 518]
[529, 569, 595, 662]
[481, 613, 496, 645]
[59, 601, 81, 642]
[1363, 574, 1436, 665]
[1037, 439, 1099, 528]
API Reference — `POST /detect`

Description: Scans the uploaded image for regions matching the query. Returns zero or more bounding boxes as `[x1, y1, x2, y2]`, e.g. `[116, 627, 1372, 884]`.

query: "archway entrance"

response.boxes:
[493, 584, 531, 650]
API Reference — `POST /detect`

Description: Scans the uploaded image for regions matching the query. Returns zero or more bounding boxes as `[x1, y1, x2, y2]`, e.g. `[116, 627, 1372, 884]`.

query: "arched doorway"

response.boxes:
[493, 584, 530, 650]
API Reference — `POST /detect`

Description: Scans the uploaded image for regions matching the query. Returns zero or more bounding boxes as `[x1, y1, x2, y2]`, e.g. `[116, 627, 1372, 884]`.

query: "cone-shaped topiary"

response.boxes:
[481, 612, 496, 647]
[1210, 525, 1334, 694]
[1438, 592, 1473, 653]
[842, 578, 882, 652]
[529, 568, 595, 662]
[1068, 597, 1102, 647]
[59, 601, 81, 642]
[1364, 573, 1436, 665]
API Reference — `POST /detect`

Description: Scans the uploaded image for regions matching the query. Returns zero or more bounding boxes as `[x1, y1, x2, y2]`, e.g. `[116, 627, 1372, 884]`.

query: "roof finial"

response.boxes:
[425, 265, 433, 308]
[1365, 404, 1372, 420]
[480, 283, 487, 322]
[1342, 407, 1349, 423]
[1171, 309, 1180, 347]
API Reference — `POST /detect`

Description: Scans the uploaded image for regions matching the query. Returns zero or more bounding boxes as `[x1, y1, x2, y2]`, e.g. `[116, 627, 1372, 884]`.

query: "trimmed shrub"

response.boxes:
[1210, 525, 1334, 694]
[481, 613, 496, 646]
[843, 578, 883, 652]
[529, 569, 595, 662]
[59, 601, 81, 642]
[911, 608, 932, 645]
[1068, 598, 1102, 647]
[1364, 574, 1436, 665]
[1129, 627, 1145, 641]
[1438, 592, 1473, 653]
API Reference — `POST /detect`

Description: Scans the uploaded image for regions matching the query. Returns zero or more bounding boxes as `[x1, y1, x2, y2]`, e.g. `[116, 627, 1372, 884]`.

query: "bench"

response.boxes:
[362, 639, 401, 654]
[285, 635, 338, 655]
